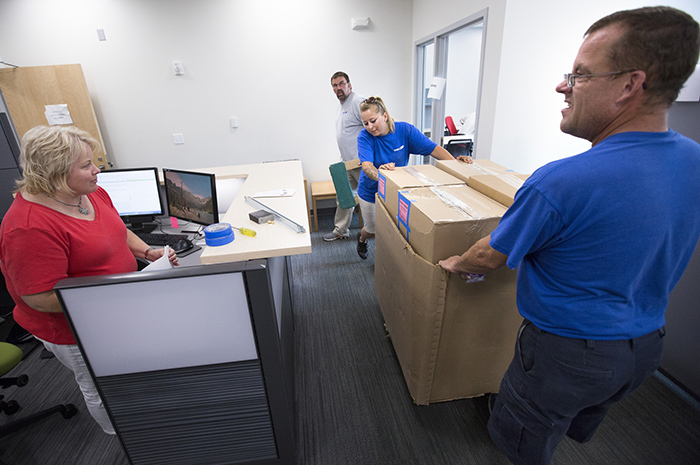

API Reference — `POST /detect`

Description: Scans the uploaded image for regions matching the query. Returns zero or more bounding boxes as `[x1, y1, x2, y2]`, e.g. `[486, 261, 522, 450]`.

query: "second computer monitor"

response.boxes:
[96, 167, 164, 232]
[163, 168, 219, 227]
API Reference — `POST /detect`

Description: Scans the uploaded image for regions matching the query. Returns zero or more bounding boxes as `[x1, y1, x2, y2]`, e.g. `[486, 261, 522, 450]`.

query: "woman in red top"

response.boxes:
[0, 125, 178, 434]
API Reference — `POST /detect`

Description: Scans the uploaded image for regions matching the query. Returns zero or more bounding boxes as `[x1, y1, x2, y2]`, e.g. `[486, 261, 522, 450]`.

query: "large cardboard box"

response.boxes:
[374, 200, 522, 404]
[396, 185, 507, 264]
[436, 159, 517, 183]
[377, 165, 465, 224]
[468, 173, 531, 207]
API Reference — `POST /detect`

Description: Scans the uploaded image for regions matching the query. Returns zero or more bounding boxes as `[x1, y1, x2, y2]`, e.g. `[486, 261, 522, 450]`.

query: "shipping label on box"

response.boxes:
[379, 165, 465, 224]
[397, 191, 411, 230]
[395, 185, 507, 264]
[378, 171, 387, 202]
[467, 173, 530, 207]
[374, 200, 521, 404]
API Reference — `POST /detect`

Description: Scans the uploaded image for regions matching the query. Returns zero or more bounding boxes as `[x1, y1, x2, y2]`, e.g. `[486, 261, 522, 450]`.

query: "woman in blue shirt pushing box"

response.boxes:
[355, 96, 470, 259]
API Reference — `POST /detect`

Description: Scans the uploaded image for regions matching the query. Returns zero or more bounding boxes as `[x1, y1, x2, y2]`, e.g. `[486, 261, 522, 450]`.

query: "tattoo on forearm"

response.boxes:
[363, 165, 378, 181]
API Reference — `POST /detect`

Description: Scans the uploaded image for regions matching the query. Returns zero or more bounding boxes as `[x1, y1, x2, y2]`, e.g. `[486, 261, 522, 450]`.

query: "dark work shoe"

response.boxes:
[357, 232, 368, 259]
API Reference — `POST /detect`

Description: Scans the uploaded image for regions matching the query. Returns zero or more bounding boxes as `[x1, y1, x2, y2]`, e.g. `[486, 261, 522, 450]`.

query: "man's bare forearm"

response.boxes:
[439, 235, 508, 275]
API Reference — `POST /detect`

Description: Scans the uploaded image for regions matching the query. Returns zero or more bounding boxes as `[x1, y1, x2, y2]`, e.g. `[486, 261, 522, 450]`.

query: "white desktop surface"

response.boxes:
[190, 160, 311, 264]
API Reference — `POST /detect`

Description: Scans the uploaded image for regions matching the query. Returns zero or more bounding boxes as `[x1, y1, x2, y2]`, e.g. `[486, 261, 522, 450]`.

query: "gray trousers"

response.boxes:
[37, 337, 116, 434]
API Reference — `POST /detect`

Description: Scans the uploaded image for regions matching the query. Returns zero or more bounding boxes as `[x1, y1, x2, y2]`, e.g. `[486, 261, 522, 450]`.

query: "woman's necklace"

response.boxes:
[47, 194, 89, 215]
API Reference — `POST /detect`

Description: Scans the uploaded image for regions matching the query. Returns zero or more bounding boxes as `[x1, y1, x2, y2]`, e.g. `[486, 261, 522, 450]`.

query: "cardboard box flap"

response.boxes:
[396, 186, 506, 263]
[436, 159, 518, 183]
[397, 186, 506, 226]
[344, 158, 361, 171]
[467, 174, 531, 207]
[375, 200, 447, 402]
[379, 165, 464, 196]
[377, 164, 464, 222]
[431, 266, 520, 401]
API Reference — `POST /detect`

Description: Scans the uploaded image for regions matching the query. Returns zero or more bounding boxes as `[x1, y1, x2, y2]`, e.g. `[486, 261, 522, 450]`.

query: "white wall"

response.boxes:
[2, 0, 698, 181]
[0, 0, 413, 183]
[492, 0, 700, 174]
[413, 0, 700, 175]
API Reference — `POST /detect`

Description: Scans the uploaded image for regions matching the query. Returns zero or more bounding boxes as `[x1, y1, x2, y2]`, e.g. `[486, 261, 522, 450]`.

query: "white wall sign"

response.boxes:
[44, 104, 73, 125]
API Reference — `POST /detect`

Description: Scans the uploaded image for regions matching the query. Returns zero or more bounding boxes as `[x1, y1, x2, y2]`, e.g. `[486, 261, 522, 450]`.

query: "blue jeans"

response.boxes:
[488, 320, 665, 465]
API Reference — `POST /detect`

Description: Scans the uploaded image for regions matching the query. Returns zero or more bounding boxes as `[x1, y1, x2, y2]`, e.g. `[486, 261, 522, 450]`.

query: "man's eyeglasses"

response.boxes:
[564, 70, 635, 87]
[331, 80, 348, 89]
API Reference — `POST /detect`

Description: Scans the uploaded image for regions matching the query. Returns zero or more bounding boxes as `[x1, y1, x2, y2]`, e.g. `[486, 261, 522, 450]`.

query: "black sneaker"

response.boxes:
[356, 232, 368, 259]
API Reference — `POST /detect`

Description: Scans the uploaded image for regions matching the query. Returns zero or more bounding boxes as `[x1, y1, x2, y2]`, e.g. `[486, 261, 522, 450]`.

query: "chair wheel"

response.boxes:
[61, 404, 79, 419]
[16, 374, 29, 387]
[3, 400, 20, 415]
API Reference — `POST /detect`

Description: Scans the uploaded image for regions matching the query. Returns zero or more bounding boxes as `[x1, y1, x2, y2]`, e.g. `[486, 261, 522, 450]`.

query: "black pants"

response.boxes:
[488, 320, 665, 465]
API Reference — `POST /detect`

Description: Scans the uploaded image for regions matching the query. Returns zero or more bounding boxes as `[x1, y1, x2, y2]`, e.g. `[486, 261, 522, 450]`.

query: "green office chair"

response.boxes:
[0, 341, 78, 437]
[329, 162, 358, 210]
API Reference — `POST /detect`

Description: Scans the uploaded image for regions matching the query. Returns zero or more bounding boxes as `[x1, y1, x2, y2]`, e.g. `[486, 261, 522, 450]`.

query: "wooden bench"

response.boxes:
[309, 181, 362, 232]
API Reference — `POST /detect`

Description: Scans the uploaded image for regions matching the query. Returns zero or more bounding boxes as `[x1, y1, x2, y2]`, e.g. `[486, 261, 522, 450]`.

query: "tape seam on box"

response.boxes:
[404, 166, 440, 186]
[430, 187, 479, 218]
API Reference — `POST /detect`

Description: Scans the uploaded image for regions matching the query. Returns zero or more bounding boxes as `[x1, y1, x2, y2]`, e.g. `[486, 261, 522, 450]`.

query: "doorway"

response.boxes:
[415, 10, 487, 162]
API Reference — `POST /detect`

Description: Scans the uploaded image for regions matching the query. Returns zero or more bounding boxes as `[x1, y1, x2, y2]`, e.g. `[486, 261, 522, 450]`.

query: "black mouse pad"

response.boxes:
[176, 245, 201, 258]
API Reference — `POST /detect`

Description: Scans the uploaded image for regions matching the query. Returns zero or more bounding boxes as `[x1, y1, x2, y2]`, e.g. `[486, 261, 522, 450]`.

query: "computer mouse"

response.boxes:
[173, 239, 193, 253]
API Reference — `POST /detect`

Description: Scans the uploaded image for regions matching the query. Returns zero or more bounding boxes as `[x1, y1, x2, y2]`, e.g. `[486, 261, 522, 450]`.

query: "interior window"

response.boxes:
[415, 11, 486, 162]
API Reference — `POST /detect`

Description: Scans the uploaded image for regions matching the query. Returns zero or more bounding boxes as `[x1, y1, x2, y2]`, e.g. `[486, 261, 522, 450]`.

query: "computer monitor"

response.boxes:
[163, 168, 219, 226]
[96, 167, 164, 232]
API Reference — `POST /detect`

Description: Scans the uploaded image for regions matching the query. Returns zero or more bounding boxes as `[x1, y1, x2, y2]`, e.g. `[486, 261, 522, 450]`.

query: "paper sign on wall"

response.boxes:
[45, 104, 73, 125]
[427, 77, 446, 100]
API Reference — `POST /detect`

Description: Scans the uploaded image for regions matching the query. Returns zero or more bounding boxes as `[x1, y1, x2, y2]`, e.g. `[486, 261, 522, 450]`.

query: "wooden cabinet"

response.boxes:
[0, 64, 111, 169]
[0, 111, 21, 218]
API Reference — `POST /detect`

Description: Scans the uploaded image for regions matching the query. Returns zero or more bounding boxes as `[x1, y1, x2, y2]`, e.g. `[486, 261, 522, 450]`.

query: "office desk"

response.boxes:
[192, 160, 304, 451]
[191, 160, 311, 264]
[54, 160, 309, 465]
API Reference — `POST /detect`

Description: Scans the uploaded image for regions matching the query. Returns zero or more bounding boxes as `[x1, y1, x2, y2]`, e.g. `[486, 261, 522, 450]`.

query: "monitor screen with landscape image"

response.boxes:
[163, 168, 219, 227]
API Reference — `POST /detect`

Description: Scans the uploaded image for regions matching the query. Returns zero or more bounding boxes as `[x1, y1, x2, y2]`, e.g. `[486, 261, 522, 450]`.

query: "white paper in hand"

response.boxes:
[142, 245, 174, 271]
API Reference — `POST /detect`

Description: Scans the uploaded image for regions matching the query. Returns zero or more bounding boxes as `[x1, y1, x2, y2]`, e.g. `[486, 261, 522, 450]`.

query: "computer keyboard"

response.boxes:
[135, 232, 189, 247]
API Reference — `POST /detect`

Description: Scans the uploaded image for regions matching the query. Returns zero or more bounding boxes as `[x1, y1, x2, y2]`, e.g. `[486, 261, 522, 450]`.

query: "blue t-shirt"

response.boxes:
[357, 122, 437, 203]
[490, 130, 700, 340]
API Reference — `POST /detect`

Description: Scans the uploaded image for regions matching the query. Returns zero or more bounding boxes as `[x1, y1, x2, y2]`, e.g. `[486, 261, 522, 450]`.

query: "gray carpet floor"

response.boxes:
[1, 211, 699, 464]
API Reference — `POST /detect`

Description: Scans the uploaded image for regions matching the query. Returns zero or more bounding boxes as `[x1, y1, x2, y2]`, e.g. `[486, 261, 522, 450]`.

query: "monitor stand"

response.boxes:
[128, 223, 158, 234]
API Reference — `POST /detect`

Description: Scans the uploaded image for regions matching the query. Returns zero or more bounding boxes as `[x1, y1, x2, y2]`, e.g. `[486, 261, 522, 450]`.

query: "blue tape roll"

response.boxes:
[204, 223, 235, 246]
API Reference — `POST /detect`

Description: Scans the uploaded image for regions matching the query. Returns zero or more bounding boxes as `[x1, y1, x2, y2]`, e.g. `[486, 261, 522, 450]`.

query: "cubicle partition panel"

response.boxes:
[267, 256, 295, 406]
[55, 260, 295, 465]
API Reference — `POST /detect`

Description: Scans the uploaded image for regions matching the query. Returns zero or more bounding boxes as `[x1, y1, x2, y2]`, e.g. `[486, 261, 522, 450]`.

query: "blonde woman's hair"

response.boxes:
[16, 125, 100, 196]
[359, 96, 395, 133]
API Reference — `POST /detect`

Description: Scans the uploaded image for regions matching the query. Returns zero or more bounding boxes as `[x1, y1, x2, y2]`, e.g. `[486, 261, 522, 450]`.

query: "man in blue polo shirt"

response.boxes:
[439, 6, 700, 465]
